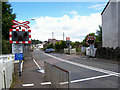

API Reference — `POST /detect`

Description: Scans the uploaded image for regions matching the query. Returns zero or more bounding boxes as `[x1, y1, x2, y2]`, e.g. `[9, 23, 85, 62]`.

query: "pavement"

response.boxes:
[12, 51, 53, 89]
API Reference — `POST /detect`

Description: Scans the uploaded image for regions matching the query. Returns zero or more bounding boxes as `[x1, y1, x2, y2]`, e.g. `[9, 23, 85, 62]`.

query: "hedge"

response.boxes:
[96, 47, 120, 61]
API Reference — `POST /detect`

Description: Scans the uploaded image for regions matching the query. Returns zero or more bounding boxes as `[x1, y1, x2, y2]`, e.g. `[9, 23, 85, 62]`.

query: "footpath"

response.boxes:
[11, 51, 53, 89]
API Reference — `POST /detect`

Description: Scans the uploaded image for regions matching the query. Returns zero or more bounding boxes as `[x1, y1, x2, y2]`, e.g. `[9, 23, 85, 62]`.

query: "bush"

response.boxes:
[96, 47, 120, 61]
[2, 40, 12, 54]
[76, 47, 81, 52]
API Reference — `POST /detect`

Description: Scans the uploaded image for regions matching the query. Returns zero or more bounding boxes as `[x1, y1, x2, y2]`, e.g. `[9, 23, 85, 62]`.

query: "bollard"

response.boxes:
[19, 60, 22, 76]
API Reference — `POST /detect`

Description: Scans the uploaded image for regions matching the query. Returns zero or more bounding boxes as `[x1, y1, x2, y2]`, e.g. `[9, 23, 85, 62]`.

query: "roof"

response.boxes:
[101, 1, 110, 15]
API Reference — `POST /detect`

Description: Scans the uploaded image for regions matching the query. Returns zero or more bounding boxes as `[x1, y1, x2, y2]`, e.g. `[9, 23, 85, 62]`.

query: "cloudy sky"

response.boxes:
[10, 2, 108, 42]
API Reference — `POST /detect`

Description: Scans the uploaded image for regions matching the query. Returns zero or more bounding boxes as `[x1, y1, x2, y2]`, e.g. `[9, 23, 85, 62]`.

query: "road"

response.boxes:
[32, 49, 119, 88]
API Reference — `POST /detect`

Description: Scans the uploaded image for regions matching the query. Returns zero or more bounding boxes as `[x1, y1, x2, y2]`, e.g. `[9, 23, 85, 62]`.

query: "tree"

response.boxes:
[71, 42, 75, 48]
[96, 25, 102, 48]
[47, 43, 55, 49]
[96, 25, 102, 42]
[2, 2, 16, 40]
[32, 39, 43, 44]
[59, 40, 67, 49]
[74, 41, 80, 47]
[55, 41, 60, 50]
[2, 2, 16, 54]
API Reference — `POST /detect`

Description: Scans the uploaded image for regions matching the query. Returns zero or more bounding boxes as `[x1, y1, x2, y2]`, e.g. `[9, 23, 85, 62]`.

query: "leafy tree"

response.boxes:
[32, 39, 42, 44]
[47, 43, 55, 49]
[2, 2, 16, 54]
[71, 42, 75, 48]
[59, 40, 67, 49]
[74, 41, 80, 47]
[2, 2, 16, 40]
[96, 25, 102, 42]
[55, 41, 60, 50]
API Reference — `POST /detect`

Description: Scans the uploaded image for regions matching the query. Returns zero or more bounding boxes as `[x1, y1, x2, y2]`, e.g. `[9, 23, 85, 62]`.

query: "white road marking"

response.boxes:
[33, 59, 41, 70]
[60, 73, 119, 85]
[38, 69, 45, 73]
[82, 58, 86, 59]
[23, 83, 34, 87]
[41, 82, 51, 85]
[44, 53, 120, 77]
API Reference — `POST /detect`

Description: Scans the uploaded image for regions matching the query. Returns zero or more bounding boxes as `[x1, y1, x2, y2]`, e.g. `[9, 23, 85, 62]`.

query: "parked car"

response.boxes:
[45, 48, 55, 53]
[30, 49, 33, 52]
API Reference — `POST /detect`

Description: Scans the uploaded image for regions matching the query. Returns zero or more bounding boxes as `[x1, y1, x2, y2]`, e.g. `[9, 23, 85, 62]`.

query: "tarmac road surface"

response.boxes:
[32, 49, 120, 88]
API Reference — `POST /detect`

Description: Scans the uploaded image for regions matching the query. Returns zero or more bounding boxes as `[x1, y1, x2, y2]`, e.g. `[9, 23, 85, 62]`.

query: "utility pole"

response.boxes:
[52, 32, 54, 39]
[63, 32, 64, 41]
[52, 32, 54, 44]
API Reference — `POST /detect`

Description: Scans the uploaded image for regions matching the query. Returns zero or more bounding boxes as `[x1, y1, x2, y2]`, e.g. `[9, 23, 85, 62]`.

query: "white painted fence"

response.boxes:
[0, 54, 15, 90]
[64, 48, 76, 54]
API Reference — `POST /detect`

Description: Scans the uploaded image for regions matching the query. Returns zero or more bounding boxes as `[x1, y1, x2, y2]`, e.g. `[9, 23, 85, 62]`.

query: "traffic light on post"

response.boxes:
[9, 29, 31, 43]
[12, 31, 29, 41]
[88, 40, 94, 44]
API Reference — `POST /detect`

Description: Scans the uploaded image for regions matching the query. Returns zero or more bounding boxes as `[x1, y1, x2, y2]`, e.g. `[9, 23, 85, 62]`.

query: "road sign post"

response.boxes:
[15, 53, 23, 76]
[86, 35, 95, 57]
[9, 20, 31, 76]
[66, 37, 71, 55]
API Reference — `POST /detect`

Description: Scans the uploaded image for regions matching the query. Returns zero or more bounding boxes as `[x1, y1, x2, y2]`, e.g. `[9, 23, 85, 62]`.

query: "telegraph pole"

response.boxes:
[52, 32, 54, 44]
[52, 32, 54, 39]
[63, 32, 64, 41]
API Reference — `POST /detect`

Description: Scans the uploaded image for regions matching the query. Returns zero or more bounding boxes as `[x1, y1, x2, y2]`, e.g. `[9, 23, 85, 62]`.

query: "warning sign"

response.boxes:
[12, 44, 23, 54]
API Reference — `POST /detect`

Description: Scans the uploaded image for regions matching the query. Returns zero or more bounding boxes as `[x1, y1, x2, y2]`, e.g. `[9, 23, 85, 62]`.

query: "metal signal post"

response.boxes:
[86, 35, 95, 57]
[10, 20, 31, 76]
[66, 37, 71, 55]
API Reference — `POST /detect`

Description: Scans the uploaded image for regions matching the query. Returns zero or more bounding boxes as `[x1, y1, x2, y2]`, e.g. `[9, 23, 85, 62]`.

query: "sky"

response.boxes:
[9, 2, 108, 42]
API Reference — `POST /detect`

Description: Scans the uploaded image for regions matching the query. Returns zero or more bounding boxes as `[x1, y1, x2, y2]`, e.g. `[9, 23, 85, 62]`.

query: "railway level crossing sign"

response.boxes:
[9, 20, 31, 44]
[86, 35, 95, 45]
[66, 37, 71, 54]
[86, 35, 96, 57]
[9, 20, 31, 52]
[9, 20, 31, 76]
[12, 20, 30, 29]
[9, 29, 31, 44]
[66, 37, 70, 41]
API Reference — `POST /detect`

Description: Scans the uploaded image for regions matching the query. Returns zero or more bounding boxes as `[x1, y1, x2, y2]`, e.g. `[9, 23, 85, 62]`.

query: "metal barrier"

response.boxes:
[44, 61, 70, 89]
[64, 48, 76, 54]
[86, 47, 97, 57]
[81, 47, 86, 52]
[0, 54, 14, 89]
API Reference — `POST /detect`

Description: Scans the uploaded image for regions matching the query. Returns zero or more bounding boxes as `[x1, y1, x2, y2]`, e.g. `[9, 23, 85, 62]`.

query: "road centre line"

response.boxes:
[44, 53, 120, 77]
[60, 73, 119, 85]
[33, 59, 41, 70]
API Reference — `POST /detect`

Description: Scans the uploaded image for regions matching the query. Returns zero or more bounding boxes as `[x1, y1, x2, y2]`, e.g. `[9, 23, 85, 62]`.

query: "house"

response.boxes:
[36, 44, 44, 49]
[101, 0, 120, 49]
[48, 39, 62, 45]
[48, 39, 56, 45]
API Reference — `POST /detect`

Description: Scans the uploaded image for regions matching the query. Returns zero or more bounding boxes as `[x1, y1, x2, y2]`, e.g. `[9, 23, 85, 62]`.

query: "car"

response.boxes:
[45, 48, 54, 53]
[30, 49, 33, 52]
